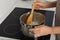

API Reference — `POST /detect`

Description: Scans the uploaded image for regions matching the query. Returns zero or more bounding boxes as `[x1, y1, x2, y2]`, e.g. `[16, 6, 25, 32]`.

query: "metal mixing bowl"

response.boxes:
[20, 12, 45, 37]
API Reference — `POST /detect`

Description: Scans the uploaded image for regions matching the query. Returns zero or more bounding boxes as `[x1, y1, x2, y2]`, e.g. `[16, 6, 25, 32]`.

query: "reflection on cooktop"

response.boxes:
[0, 7, 54, 40]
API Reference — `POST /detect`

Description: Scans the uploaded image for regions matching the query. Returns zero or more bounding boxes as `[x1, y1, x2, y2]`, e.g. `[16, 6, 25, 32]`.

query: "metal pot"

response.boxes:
[20, 12, 45, 37]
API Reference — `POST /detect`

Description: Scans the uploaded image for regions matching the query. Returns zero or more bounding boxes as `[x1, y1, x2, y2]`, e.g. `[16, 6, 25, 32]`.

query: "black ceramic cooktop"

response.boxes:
[0, 7, 54, 40]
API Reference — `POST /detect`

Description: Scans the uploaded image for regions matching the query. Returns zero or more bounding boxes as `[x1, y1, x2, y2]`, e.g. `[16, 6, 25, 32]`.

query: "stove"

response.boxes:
[0, 7, 54, 40]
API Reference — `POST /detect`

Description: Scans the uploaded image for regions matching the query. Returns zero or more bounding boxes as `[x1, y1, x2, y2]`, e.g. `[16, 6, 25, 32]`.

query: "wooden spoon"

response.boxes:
[26, 0, 37, 24]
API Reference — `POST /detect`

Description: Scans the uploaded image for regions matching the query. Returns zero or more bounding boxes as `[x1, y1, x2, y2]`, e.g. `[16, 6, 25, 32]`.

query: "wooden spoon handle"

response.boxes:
[31, 0, 37, 15]
[26, 0, 37, 24]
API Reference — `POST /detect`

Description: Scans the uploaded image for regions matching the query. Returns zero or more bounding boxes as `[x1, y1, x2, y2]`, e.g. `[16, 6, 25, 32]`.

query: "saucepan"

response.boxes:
[20, 12, 45, 37]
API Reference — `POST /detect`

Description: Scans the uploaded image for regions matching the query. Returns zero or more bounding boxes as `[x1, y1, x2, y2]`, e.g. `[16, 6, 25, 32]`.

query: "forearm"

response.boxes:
[44, 1, 57, 8]
[52, 26, 60, 34]
[50, 1, 57, 7]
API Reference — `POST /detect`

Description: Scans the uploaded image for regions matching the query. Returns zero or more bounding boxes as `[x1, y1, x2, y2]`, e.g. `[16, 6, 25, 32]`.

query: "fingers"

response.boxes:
[29, 28, 41, 37]
[29, 28, 45, 38]
[32, 1, 41, 10]
[33, 5, 40, 10]
[32, 1, 48, 9]
[29, 25, 48, 37]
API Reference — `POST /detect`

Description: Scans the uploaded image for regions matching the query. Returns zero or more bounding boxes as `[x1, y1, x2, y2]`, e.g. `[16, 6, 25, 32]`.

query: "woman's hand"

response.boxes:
[29, 25, 53, 37]
[33, 1, 56, 9]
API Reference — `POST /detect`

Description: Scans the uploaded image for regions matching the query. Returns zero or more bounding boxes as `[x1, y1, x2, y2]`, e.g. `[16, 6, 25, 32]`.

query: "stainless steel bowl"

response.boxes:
[20, 12, 45, 37]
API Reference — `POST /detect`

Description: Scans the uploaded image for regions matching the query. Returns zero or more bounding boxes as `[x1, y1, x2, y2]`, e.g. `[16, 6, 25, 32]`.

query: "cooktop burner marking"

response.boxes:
[3, 24, 20, 35]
